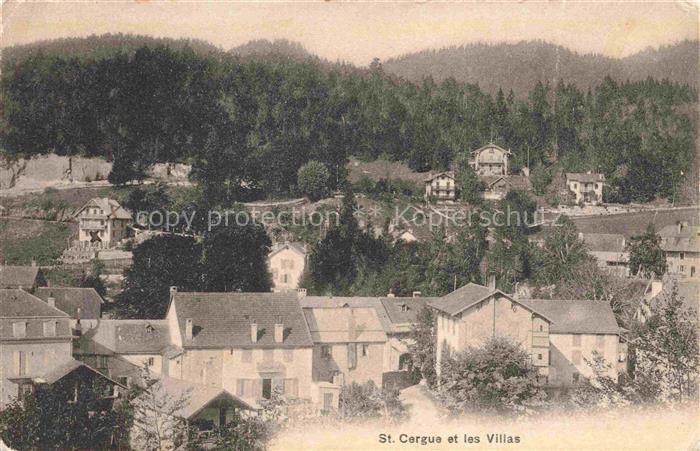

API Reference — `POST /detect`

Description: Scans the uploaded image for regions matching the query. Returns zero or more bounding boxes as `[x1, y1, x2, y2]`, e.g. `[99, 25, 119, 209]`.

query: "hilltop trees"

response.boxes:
[2, 40, 695, 204]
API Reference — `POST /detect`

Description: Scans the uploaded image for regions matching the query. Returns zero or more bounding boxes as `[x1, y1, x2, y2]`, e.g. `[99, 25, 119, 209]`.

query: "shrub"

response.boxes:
[438, 337, 546, 414]
[338, 381, 405, 421]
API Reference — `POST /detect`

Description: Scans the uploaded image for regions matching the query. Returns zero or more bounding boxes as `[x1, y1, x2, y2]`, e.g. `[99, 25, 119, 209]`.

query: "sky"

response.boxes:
[1, 1, 697, 66]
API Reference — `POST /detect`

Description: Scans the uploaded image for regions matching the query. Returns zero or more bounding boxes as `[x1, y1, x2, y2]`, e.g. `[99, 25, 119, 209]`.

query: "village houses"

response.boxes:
[75, 197, 132, 245]
[579, 233, 630, 277]
[268, 242, 308, 291]
[565, 172, 606, 205]
[0, 289, 78, 406]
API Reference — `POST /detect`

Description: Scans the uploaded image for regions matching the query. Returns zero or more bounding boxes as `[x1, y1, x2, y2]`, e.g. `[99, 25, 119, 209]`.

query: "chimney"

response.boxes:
[274, 320, 284, 343]
[387, 293, 395, 298]
[487, 274, 496, 291]
[31, 259, 36, 267]
[250, 321, 258, 343]
[169, 286, 178, 300]
[412, 291, 421, 298]
[47, 293, 56, 308]
[185, 318, 193, 340]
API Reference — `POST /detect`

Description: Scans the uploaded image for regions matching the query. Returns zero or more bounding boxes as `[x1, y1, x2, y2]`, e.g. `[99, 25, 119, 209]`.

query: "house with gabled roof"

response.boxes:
[424, 171, 456, 202]
[80, 319, 173, 376]
[469, 143, 512, 176]
[659, 222, 699, 278]
[521, 299, 627, 387]
[428, 277, 552, 380]
[268, 241, 308, 291]
[0, 289, 75, 406]
[565, 172, 605, 205]
[74, 197, 131, 245]
[578, 233, 629, 277]
[166, 289, 315, 409]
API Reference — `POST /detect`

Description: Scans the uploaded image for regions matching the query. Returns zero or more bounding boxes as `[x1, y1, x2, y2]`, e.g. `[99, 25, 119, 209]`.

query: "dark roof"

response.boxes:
[565, 172, 605, 183]
[658, 224, 699, 253]
[303, 307, 387, 343]
[35, 288, 102, 320]
[269, 242, 308, 258]
[88, 320, 172, 354]
[172, 291, 313, 348]
[423, 171, 455, 182]
[471, 143, 512, 156]
[380, 297, 432, 325]
[0, 266, 40, 289]
[428, 283, 493, 316]
[36, 359, 126, 388]
[521, 299, 621, 334]
[0, 289, 69, 318]
[579, 233, 627, 253]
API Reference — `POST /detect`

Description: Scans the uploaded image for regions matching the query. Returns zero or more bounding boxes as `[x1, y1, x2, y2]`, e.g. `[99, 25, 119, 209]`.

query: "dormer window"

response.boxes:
[400, 304, 409, 313]
[13, 322, 27, 338]
[145, 324, 154, 334]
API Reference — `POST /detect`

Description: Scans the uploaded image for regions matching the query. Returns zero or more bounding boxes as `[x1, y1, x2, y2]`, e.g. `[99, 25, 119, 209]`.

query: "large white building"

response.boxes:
[74, 198, 131, 245]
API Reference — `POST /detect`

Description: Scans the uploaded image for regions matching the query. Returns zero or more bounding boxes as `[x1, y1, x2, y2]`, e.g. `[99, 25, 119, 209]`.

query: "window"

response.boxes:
[572, 334, 582, 346]
[146, 357, 155, 367]
[692, 267, 696, 277]
[284, 349, 294, 363]
[118, 376, 131, 387]
[572, 350, 582, 365]
[537, 353, 543, 361]
[241, 349, 253, 363]
[361, 344, 369, 357]
[680, 252, 685, 260]
[572, 372, 580, 384]
[12, 322, 27, 338]
[680, 265, 685, 273]
[539, 324, 544, 332]
[43, 321, 56, 337]
[282, 274, 288, 284]
[321, 345, 331, 359]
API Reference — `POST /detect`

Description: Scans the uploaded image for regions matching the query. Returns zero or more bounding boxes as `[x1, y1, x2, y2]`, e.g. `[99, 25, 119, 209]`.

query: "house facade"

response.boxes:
[268, 242, 308, 291]
[522, 300, 626, 386]
[75, 198, 131, 245]
[166, 290, 316, 408]
[424, 171, 456, 202]
[659, 222, 699, 278]
[303, 307, 387, 387]
[429, 280, 551, 380]
[0, 289, 75, 406]
[469, 144, 512, 176]
[565, 172, 606, 205]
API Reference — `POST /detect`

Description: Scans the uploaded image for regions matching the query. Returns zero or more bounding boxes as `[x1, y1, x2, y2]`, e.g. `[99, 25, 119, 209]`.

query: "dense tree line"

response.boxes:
[1, 43, 696, 203]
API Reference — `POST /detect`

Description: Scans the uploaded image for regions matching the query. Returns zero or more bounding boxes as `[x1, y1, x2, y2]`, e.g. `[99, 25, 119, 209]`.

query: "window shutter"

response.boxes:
[13, 351, 20, 376]
[347, 343, 357, 369]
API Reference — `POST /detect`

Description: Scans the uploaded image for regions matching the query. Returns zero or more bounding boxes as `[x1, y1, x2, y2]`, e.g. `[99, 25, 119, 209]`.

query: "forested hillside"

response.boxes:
[383, 40, 699, 96]
[1, 35, 697, 204]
